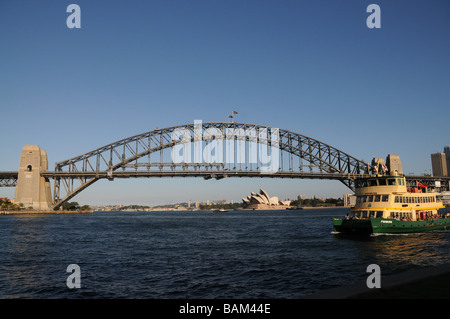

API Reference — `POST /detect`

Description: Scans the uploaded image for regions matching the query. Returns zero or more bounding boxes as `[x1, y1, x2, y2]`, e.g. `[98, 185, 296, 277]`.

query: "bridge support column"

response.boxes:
[14, 145, 52, 210]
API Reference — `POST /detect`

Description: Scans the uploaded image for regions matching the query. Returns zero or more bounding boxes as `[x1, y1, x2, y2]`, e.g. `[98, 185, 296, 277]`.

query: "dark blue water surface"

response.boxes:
[1, 208, 450, 299]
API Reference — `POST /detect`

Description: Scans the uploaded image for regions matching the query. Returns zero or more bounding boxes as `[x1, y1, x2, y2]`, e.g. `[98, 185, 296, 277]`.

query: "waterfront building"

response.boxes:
[343, 194, 356, 207]
[445, 146, 450, 174]
[431, 152, 448, 177]
[437, 191, 450, 207]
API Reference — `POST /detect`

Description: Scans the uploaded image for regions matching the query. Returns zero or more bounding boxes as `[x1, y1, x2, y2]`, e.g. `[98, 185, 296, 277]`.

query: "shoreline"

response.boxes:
[0, 210, 93, 215]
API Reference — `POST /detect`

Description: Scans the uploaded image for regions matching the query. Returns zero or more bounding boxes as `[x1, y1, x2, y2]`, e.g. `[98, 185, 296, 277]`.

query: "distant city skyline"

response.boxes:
[1, 1, 449, 206]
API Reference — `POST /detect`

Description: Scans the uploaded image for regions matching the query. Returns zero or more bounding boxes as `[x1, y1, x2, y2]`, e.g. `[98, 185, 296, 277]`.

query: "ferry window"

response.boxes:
[362, 196, 367, 203]
[432, 197, 435, 202]
[382, 195, 389, 202]
[368, 195, 374, 202]
[388, 179, 396, 185]
[403, 196, 407, 203]
[395, 196, 399, 203]
[361, 181, 367, 187]
[378, 179, 387, 186]
[375, 195, 381, 202]
[376, 211, 383, 218]
[369, 180, 377, 186]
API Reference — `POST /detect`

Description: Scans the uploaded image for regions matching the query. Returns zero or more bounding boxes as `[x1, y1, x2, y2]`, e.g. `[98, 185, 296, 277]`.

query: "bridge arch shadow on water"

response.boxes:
[43, 122, 372, 210]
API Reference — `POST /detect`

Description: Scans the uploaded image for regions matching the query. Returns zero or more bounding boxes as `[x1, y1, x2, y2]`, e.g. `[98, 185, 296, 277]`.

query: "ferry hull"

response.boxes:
[333, 218, 450, 234]
[333, 218, 373, 234]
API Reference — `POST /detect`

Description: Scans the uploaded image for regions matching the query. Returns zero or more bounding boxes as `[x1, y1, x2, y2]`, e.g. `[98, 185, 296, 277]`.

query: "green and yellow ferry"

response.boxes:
[333, 162, 448, 235]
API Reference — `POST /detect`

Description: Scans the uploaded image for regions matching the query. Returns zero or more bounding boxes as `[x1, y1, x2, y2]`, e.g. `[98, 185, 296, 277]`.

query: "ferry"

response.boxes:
[333, 156, 449, 235]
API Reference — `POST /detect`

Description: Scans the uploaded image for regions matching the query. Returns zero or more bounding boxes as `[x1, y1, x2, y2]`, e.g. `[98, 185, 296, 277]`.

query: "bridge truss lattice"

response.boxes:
[47, 122, 370, 210]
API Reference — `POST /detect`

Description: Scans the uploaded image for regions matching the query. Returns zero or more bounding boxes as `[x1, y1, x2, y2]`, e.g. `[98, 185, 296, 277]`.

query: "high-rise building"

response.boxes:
[445, 146, 450, 174]
[431, 152, 448, 177]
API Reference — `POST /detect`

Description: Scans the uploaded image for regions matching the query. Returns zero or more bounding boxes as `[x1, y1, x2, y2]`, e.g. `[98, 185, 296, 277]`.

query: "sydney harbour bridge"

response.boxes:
[0, 122, 448, 210]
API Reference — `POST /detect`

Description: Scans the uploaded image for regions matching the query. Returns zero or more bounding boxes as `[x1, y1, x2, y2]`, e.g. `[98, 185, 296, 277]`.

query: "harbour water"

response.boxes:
[1, 208, 450, 299]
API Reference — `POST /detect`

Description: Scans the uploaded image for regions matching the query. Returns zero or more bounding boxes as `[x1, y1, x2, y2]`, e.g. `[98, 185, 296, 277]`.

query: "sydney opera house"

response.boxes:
[241, 189, 294, 210]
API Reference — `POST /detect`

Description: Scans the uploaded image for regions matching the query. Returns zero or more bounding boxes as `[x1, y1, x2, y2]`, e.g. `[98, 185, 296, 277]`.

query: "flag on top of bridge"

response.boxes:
[232, 111, 238, 114]
[228, 115, 233, 118]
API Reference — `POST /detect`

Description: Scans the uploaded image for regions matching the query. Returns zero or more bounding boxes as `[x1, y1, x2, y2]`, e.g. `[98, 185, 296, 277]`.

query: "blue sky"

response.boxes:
[1, 0, 449, 206]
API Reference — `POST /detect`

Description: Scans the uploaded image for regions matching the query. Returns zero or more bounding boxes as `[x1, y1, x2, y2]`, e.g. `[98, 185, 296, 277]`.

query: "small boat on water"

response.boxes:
[286, 206, 303, 210]
[333, 155, 449, 235]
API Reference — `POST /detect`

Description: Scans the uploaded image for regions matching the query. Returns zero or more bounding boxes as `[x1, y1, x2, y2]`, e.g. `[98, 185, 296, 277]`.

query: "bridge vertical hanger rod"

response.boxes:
[280, 142, 283, 171]
[135, 138, 138, 168]
[148, 134, 151, 170]
[289, 135, 293, 172]
[160, 133, 163, 165]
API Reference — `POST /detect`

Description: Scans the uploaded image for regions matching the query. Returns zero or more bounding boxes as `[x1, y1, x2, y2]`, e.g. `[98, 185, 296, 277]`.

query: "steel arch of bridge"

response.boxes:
[48, 122, 370, 210]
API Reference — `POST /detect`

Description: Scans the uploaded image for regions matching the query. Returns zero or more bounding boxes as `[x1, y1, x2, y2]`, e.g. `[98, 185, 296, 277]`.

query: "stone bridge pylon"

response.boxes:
[14, 145, 52, 210]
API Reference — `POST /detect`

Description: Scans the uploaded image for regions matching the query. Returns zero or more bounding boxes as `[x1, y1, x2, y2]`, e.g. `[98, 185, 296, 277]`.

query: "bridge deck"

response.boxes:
[1, 170, 449, 183]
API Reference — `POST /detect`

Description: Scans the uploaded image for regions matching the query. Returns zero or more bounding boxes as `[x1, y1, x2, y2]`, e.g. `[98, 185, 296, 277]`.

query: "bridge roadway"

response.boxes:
[0, 171, 20, 187]
[1, 170, 449, 187]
